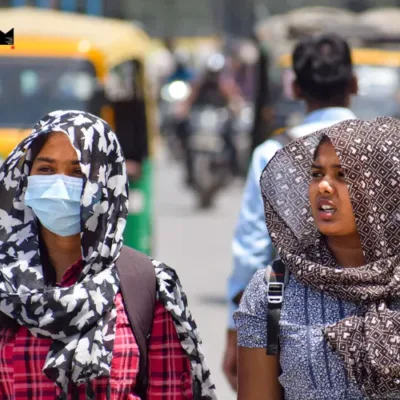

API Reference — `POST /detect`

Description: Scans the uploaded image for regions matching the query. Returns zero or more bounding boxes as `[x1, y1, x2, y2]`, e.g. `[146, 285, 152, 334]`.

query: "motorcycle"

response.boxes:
[159, 80, 192, 161]
[188, 106, 233, 209]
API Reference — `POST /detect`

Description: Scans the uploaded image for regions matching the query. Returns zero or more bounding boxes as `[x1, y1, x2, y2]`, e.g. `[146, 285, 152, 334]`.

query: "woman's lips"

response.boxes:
[317, 198, 337, 221]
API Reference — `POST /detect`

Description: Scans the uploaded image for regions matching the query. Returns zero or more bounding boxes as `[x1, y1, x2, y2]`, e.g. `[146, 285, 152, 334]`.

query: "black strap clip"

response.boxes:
[267, 282, 284, 304]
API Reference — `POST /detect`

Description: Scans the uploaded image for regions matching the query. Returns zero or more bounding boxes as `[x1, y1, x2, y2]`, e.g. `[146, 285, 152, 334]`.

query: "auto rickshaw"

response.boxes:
[0, 7, 158, 255]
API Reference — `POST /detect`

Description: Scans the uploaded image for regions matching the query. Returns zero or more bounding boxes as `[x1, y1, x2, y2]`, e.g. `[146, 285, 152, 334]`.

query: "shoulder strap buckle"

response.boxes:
[265, 259, 288, 356]
[267, 282, 284, 304]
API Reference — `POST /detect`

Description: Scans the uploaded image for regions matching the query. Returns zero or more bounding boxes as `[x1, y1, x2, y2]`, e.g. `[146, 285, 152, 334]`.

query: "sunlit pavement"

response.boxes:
[154, 145, 242, 399]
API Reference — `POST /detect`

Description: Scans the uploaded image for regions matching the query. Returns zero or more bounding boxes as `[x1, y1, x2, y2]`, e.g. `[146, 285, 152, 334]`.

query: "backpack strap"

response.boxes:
[116, 245, 156, 399]
[264, 259, 289, 356]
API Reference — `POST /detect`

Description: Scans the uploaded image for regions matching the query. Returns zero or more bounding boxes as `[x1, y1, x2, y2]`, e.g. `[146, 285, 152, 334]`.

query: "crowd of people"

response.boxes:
[0, 31, 400, 400]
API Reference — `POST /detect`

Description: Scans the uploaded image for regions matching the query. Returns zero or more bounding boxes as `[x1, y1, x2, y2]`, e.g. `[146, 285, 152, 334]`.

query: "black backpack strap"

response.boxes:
[116, 245, 156, 399]
[265, 259, 289, 356]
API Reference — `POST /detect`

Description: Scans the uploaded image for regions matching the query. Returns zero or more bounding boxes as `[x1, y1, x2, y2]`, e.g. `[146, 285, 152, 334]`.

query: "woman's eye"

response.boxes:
[311, 171, 322, 178]
[38, 166, 53, 174]
[74, 169, 83, 177]
[337, 171, 345, 179]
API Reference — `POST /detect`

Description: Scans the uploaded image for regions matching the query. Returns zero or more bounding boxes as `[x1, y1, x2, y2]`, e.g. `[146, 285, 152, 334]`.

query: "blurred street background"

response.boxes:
[154, 146, 242, 399]
[3, 0, 400, 397]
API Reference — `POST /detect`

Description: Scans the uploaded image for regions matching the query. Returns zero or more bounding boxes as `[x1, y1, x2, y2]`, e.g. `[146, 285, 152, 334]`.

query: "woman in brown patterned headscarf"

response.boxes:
[235, 117, 400, 399]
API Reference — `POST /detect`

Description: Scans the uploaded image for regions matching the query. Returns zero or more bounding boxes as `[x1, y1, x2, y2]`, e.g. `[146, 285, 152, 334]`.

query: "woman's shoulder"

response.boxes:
[150, 258, 184, 296]
[151, 258, 178, 279]
[234, 269, 269, 348]
[150, 257, 192, 326]
[237, 269, 269, 317]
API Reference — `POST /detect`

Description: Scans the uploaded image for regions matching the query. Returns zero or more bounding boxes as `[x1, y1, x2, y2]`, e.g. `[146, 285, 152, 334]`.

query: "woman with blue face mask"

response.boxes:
[0, 110, 218, 400]
[25, 131, 87, 282]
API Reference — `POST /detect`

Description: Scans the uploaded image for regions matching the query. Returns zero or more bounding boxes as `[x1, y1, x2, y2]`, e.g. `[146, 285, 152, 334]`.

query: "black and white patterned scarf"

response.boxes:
[260, 117, 400, 398]
[154, 262, 218, 399]
[0, 110, 218, 400]
[0, 110, 128, 395]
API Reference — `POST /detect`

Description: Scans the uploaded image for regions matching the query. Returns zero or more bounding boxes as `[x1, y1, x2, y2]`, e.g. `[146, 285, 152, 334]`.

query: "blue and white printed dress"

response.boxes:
[234, 270, 400, 400]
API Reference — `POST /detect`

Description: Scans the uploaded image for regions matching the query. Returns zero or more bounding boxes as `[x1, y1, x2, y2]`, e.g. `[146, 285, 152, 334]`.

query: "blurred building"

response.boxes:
[264, 0, 400, 14]
[0, 0, 106, 14]
[1, 0, 400, 37]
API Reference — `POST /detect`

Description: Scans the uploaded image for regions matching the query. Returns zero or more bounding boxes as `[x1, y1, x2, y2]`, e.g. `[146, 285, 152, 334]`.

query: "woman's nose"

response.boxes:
[318, 179, 335, 194]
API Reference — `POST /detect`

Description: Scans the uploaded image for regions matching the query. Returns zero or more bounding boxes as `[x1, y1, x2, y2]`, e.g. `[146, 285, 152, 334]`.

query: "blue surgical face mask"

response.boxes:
[25, 174, 83, 237]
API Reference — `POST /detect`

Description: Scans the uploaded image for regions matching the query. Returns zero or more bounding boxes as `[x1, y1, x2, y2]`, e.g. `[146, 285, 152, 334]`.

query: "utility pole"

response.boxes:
[222, 0, 255, 38]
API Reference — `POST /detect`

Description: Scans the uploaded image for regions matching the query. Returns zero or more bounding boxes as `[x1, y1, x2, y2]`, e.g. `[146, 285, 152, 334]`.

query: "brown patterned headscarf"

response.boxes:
[260, 117, 400, 398]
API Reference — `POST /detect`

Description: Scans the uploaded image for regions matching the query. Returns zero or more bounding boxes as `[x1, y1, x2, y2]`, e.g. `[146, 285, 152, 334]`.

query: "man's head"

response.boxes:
[292, 33, 358, 110]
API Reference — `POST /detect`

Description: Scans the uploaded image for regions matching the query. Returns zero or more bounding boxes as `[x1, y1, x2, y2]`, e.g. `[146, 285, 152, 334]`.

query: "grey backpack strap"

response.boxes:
[265, 259, 289, 355]
[116, 245, 156, 399]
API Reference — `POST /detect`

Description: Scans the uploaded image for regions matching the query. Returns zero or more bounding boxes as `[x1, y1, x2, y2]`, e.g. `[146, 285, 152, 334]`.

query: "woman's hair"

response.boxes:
[292, 33, 353, 104]
[29, 133, 49, 162]
[313, 135, 332, 161]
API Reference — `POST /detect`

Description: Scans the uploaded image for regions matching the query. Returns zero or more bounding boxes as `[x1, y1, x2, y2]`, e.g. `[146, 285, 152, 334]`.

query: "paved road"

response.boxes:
[153, 148, 244, 400]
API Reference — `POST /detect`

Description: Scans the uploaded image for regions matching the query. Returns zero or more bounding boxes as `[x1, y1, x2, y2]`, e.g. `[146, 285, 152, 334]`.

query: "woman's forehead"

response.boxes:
[314, 141, 341, 165]
[47, 130, 69, 140]
[34, 131, 77, 160]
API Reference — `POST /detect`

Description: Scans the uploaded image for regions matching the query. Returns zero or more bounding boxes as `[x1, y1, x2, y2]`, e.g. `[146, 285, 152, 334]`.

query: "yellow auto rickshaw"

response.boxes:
[0, 7, 158, 254]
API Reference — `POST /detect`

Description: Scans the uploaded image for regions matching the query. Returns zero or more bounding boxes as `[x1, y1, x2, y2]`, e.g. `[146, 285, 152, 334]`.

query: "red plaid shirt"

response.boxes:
[0, 261, 193, 399]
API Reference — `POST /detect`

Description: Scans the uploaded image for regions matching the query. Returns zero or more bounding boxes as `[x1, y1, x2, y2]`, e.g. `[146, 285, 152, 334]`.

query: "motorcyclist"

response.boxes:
[165, 50, 196, 85]
[177, 53, 245, 186]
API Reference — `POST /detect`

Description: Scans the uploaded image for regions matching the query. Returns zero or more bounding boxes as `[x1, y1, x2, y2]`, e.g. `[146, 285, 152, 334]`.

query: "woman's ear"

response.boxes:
[349, 74, 358, 96]
[292, 80, 304, 100]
